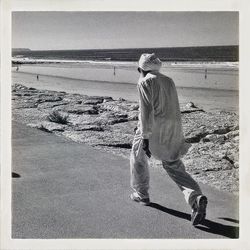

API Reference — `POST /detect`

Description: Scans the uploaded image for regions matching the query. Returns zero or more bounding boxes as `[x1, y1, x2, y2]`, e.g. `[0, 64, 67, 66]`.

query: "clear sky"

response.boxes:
[12, 11, 239, 50]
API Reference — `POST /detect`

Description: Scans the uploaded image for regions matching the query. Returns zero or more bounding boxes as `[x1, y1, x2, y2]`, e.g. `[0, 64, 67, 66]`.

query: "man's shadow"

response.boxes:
[149, 202, 239, 238]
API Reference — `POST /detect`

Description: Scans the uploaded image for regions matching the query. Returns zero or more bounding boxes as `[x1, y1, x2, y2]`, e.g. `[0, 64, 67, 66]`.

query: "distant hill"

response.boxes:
[12, 46, 238, 62]
[12, 48, 31, 53]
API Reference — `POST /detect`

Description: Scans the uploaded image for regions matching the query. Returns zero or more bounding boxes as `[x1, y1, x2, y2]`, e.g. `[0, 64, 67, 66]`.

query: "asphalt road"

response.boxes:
[12, 121, 239, 239]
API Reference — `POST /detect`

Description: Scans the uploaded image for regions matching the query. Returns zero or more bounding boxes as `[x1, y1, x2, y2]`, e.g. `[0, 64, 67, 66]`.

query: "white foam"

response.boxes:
[12, 57, 238, 70]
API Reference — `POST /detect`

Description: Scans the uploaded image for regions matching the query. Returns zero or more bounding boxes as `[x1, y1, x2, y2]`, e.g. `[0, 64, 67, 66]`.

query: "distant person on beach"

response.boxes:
[205, 68, 207, 79]
[16, 66, 19, 72]
[114, 66, 116, 76]
[130, 53, 207, 226]
[37, 75, 39, 80]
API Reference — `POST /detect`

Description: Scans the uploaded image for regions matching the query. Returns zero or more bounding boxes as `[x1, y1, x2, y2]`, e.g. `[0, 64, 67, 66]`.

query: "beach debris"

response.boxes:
[47, 110, 69, 124]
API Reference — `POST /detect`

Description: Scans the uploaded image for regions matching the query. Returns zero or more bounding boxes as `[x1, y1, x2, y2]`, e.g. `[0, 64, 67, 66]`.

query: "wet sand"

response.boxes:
[12, 68, 239, 113]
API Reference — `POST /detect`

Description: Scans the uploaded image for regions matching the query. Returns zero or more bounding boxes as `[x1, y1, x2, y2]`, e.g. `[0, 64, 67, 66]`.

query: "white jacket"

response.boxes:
[137, 71, 190, 161]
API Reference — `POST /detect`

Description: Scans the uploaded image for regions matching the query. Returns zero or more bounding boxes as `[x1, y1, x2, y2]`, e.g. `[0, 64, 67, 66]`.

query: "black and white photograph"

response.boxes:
[1, 0, 250, 249]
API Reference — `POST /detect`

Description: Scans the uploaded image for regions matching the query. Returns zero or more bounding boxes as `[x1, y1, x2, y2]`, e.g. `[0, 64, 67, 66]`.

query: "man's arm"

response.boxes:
[138, 79, 153, 157]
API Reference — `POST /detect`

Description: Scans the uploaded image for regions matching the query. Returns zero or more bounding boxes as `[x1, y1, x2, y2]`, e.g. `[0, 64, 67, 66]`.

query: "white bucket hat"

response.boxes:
[138, 53, 162, 72]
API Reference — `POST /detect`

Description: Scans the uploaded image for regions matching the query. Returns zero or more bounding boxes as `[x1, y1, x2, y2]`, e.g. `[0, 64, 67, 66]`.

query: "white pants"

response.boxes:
[130, 135, 202, 208]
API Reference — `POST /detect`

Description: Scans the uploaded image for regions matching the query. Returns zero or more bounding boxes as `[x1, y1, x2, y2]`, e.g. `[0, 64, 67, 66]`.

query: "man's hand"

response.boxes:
[142, 139, 151, 158]
[134, 126, 138, 133]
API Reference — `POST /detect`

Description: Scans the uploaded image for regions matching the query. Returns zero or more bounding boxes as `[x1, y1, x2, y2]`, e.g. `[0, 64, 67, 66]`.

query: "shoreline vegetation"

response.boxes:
[12, 83, 239, 194]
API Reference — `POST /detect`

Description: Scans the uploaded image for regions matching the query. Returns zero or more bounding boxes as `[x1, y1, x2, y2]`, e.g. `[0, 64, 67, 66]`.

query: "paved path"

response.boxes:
[12, 122, 239, 239]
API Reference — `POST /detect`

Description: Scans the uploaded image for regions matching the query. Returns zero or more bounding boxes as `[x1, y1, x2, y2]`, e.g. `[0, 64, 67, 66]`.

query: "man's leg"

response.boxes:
[162, 159, 202, 207]
[162, 159, 207, 225]
[130, 131, 150, 202]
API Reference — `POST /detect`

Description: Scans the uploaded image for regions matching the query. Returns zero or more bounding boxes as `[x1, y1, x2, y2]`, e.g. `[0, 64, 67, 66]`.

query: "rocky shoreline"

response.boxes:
[12, 83, 239, 193]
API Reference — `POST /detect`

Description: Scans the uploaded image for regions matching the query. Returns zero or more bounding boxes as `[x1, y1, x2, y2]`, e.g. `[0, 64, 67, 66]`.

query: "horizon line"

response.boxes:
[12, 44, 239, 51]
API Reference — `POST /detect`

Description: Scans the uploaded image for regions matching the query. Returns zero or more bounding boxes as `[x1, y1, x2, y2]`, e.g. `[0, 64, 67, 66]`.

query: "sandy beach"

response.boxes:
[12, 61, 239, 113]
[12, 79, 239, 193]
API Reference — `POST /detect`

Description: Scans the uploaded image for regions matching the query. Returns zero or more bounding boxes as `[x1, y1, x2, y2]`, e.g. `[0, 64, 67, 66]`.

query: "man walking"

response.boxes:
[130, 53, 207, 226]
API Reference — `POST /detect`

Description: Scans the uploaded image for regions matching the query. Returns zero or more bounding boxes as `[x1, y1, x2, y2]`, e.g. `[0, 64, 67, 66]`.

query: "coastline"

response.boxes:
[12, 83, 239, 194]
[12, 58, 239, 115]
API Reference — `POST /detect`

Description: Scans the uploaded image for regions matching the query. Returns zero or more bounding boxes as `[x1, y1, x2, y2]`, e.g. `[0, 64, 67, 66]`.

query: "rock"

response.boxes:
[37, 101, 69, 109]
[210, 126, 231, 135]
[185, 129, 208, 143]
[28, 122, 65, 132]
[128, 111, 139, 121]
[233, 136, 239, 143]
[202, 134, 225, 143]
[130, 104, 139, 111]
[181, 102, 204, 113]
[186, 102, 197, 108]
[74, 125, 104, 132]
[96, 142, 132, 148]
[13, 84, 28, 90]
[37, 93, 63, 100]
[108, 118, 128, 125]
[103, 97, 113, 103]
[13, 101, 38, 109]
[234, 162, 239, 168]
[118, 97, 126, 101]
[83, 96, 112, 105]
[225, 130, 239, 139]
[23, 93, 33, 96]
[93, 112, 128, 125]
[43, 96, 63, 102]
[83, 98, 104, 105]
[98, 100, 136, 113]
[181, 108, 204, 114]
[63, 96, 86, 103]
[63, 105, 98, 115]
[12, 83, 239, 193]
[233, 125, 239, 130]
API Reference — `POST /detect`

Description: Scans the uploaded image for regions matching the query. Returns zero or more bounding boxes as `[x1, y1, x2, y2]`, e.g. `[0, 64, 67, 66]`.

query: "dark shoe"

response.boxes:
[191, 195, 207, 226]
[130, 192, 150, 206]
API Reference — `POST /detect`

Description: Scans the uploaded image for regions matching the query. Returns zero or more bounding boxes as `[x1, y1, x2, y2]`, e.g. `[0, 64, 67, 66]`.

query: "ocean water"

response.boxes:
[11, 62, 239, 113]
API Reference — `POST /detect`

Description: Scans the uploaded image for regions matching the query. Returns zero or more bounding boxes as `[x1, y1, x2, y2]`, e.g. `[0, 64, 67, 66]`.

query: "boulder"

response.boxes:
[181, 102, 204, 113]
